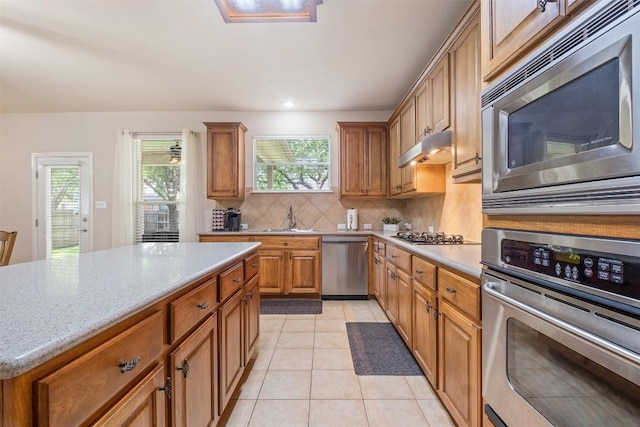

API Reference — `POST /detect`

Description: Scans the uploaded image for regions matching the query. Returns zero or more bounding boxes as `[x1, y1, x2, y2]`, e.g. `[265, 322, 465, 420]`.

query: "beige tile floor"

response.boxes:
[219, 300, 455, 427]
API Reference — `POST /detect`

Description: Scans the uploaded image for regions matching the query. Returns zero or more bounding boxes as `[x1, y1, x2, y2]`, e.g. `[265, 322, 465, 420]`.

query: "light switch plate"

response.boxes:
[363, 223, 372, 229]
[428, 225, 434, 233]
[95, 201, 107, 209]
[240, 223, 248, 230]
[338, 223, 346, 230]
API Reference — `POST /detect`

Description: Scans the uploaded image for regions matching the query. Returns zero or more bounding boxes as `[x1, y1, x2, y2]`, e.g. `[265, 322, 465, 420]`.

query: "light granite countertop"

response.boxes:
[0, 242, 260, 380]
[199, 230, 483, 280]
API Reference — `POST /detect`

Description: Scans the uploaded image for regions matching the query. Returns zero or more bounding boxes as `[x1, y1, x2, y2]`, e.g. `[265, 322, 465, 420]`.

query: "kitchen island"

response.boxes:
[0, 242, 261, 426]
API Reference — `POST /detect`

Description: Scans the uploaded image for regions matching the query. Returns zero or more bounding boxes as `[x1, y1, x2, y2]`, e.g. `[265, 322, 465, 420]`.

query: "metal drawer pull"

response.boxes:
[233, 278, 242, 283]
[425, 302, 432, 313]
[197, 302, 209, 310]
[119, 357, 141, 373]
[177, 359, 189, 378]
[159, 377, 172, 399]
[251, 263, 259, 267]
[446, 287, 457, 294]
[415, 270, 423, 275]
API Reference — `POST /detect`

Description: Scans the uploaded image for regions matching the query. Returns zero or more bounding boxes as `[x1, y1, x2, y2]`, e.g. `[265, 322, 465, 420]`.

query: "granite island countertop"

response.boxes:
[199, 229, 482, 279]
[0, 242, 260, 380]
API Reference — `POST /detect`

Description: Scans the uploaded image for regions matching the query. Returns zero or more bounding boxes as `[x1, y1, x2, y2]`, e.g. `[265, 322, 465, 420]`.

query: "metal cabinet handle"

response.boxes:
[233, 278, 242, 283]
[446, 287, 457, 294]
[425, 302, 432, 313]
[474, 153, 482, 164]
[176, 359, 189, 378]
[433, 308, 440, 319]
[197, 302, 209, 310]
[251, 263, 259, 267]
[415, 270, 423, 275]
[538, 0, 556, 13]
[159, 377, 172, 399]
[119, 357, 141, 373]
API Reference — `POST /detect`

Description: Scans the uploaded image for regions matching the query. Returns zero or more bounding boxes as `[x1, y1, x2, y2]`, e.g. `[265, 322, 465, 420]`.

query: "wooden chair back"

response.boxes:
[0, 231, 17, 266]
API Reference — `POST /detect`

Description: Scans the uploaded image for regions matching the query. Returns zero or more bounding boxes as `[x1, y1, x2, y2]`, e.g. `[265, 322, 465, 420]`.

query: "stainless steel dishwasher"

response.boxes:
[321, 236, 369, 299]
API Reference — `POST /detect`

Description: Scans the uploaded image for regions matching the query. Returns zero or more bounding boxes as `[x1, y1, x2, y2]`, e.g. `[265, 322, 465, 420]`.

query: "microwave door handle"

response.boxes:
[483, 282, 640, 365]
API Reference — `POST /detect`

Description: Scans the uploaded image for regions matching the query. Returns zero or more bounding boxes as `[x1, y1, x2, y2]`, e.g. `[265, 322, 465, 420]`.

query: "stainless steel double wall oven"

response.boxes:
[481, 1, 640, 426]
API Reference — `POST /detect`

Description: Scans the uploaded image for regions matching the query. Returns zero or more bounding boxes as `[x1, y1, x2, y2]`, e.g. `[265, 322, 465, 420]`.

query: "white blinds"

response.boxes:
[133, 135, 182, 243]
[44, 165, 81, 258]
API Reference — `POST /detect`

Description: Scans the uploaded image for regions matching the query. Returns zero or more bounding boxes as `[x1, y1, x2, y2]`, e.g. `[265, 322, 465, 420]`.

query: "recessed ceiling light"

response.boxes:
[214, 0, 323, 23]
[282, 100, 296, 108]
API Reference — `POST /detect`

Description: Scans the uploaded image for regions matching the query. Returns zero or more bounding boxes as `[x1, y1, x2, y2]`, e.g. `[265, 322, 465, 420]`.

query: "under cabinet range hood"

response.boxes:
[397, 130, 452, 168]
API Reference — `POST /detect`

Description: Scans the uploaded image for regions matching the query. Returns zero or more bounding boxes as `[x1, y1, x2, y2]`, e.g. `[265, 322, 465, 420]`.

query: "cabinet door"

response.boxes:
[244, 275, 261, 362]
[481, 0, 565, 81]
[415, 80, 429, 143]
[451, 16, 482, 182]
[205, 122, 246, 200]
[373, 253, 386, 310]
[219, 291, 245, 412]
[437, 300, 481, 427]
[340, 126, 365, 197]
[170, 314, 218, 427]
[93, 364, 166, 427]
[396, 268, 412, 346]
[364, 126, 388, 197]
[400, 101, 417, 193]
[389, 119, 402, 196]
[429, 53, 451, 133]
[288, 250, 320, 294]
[412, 282, 437, 388]
[258, 249, 285, 294]
[385, 264, 398, 324]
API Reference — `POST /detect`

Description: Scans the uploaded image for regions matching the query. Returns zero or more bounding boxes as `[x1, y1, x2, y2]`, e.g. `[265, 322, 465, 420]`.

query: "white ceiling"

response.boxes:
[0, 0, 473, 113]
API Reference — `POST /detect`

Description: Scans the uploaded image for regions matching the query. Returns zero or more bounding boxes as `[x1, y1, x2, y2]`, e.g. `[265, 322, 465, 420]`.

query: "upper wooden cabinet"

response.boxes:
[481, 0, 595, 82]
[416, 53, 450, 142]
[338, 122, 388, 198]
[205, 122, 246, 201]
[389, 118, 402, 197]
[451, 12, 482, 183]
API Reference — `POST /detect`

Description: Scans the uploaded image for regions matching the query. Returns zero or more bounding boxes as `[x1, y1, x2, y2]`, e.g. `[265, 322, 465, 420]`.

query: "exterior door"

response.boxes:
[33, 153, 93, 260]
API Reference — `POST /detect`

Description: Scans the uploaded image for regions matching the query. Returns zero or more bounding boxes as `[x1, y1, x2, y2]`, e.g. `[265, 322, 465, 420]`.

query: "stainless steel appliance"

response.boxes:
[393, 231, 476, 245]
[481, 1, 640, 215]
[321, 236, 368, 299]
[482, 228, 640, 427]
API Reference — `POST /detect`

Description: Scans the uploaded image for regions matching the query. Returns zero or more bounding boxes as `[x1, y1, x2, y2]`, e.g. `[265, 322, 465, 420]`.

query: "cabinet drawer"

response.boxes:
[36, 311, 164, 427]
[244, 252, 260, 280]
[386, 244, 411, 272]
[437, 269, 480, 321]
[169, 277, 217, 343]
[219, 261, 245, 302]
[412, 256, 436, 291]
[256, 236, 320, 250]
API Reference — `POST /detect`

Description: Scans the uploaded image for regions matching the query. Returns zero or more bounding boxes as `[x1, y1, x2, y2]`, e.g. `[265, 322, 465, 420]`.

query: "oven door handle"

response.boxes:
[483, 282, 640, 365]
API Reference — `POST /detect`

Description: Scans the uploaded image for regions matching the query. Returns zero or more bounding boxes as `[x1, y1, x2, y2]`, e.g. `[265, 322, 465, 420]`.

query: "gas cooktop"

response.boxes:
[393, 231, 479, 245]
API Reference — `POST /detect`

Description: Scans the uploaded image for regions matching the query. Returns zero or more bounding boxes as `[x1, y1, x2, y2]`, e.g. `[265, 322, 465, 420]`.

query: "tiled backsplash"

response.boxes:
[211, 165, 482, 241]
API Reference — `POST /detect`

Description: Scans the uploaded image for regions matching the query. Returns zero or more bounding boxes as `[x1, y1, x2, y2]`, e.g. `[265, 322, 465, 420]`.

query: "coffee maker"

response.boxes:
[224, 208, 241, 231]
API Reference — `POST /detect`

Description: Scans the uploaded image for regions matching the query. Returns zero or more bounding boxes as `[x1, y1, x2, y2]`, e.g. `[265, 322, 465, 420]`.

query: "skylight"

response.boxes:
[214, 0, 323, 23]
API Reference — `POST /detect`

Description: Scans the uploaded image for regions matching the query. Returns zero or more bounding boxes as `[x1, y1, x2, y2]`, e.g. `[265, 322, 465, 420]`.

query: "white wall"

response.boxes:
[0, 110, 391, 263]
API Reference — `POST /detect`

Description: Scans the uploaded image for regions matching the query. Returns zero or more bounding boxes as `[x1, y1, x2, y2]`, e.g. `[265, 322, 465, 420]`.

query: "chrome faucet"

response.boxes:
[287, 205, 297, 229]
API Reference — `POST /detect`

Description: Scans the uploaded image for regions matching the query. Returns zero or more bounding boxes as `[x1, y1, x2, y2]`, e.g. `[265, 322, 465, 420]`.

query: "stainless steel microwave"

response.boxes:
[482, 1, 640, 215]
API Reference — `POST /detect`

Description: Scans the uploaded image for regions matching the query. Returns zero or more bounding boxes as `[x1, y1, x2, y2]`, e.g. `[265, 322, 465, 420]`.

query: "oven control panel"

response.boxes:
[501, 239, 640, 300]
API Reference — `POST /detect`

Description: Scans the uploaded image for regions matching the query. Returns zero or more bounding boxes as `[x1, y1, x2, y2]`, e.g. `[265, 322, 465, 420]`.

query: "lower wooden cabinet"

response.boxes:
[244, 275, 261, 361]
[219, 289, 245, 412]
[412, 281, 438, 387]
[396, 268, 413, 346]
[373, 252, 386, 310]
[93, 364, 167, 427]
[170, 314, 218, 427]
[437, 299, 481, 427]
[258, 248, 320, 295]
[385, 263, 399, 324]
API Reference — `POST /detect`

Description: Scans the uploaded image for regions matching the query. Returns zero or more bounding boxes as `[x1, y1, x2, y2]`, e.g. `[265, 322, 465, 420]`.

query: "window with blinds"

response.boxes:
[253, 136, 330, 192]
[133, 136, 182, 243]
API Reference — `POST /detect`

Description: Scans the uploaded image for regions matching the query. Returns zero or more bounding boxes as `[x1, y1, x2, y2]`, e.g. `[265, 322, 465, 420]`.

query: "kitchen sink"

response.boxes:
[261, 228, 317, 233]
